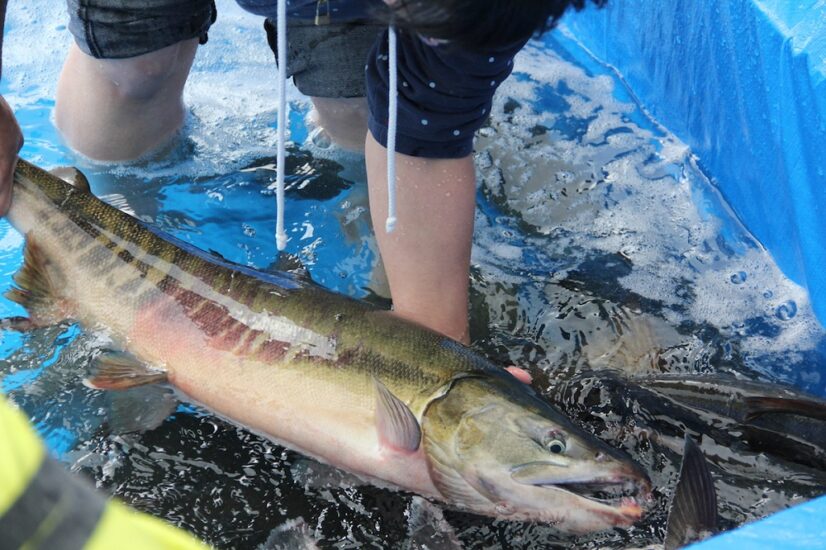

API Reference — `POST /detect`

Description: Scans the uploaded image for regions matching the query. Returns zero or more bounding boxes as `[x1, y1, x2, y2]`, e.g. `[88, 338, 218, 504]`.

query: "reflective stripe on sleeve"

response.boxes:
[0, 454, 106, 550]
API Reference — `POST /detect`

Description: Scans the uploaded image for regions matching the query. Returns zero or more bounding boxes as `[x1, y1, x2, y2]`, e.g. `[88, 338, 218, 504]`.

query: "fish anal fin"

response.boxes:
[4, 235, 72, 326]
[374, 377, 421, 454]
[664, 435, 718, 550]
[105, 385, 178, 434]
[84, 350, 167, 390]
[744, 396, 826, 422]
[49, 167, 91, 193]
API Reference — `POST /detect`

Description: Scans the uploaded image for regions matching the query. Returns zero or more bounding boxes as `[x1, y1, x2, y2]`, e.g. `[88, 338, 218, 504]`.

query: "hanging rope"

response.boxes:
[385, 25, 398, 234]
[275, 0, 289, 250]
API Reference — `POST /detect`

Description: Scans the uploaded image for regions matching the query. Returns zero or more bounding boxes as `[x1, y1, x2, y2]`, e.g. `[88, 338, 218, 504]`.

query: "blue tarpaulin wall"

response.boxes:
[563, 0, 826, 325]
[561, 1, 826, 547]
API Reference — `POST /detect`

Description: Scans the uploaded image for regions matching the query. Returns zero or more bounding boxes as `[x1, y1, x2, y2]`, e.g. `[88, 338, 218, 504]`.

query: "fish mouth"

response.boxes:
[552, 478, 651, 525]
[511, 463, 652, 513]
[555, 480, 645, 507]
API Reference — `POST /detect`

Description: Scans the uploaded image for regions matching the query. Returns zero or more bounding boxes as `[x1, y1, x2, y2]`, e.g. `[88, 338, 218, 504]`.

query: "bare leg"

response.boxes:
[365, 132, 475, 344]
[308, 97, 368, 153]
[55, 39, 199, 161]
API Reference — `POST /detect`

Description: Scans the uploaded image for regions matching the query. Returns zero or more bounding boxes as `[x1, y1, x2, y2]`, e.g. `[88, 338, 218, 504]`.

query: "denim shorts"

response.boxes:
[66, 0, 381, 97]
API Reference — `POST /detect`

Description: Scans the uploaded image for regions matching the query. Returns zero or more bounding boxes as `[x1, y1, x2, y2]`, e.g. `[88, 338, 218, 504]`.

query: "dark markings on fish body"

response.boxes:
[255, 339, 291, 362]
[216, 322, 248, 350]
[117, 247, 135, 265]
[79, 244, 116, 271]
[189, 302, 230, 335]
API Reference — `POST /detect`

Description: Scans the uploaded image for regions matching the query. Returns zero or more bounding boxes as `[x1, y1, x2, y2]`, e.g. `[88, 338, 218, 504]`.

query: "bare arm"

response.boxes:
[0, 0, 25, 215]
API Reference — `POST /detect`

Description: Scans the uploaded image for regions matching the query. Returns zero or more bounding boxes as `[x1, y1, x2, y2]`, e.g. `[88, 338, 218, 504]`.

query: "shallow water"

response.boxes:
[1, 2, 825, 549]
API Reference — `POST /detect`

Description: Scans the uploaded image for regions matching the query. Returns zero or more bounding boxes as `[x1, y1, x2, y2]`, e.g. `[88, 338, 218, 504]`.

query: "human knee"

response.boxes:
[99, 41, 195, 102]
[310, 97, 368, 151]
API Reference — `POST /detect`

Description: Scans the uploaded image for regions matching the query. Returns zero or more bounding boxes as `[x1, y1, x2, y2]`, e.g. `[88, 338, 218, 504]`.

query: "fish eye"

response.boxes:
[546, 438, 566, 454]
[545, 432, 568, 455]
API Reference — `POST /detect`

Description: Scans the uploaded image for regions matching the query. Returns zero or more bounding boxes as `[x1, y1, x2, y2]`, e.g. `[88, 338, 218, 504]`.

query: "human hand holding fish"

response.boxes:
[2, 158, 653, 534]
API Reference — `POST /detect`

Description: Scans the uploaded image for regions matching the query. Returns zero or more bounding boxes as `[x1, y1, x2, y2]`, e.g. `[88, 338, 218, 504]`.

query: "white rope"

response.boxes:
[385, 25, 398, 234]
[275, 0, 289, 250]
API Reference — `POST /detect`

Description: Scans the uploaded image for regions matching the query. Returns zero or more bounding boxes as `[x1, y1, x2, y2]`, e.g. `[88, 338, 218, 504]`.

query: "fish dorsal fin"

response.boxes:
[374, 377, 421, 453]
[84, 350, 168, 390]
[4, 235, 72, 326]
[49, 167, 91, 193]
[664, 435, 718, 550]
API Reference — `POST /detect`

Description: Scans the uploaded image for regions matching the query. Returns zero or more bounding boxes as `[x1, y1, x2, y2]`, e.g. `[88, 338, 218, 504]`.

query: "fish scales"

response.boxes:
[9, 160, 462, 493]
[4, 159, 651, 532]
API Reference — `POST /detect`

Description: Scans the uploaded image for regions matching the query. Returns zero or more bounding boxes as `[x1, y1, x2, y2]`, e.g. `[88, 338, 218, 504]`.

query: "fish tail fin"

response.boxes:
[744, 396, 826, 422]
[4, 235, 72, 327]
[664, 435, 718, 550]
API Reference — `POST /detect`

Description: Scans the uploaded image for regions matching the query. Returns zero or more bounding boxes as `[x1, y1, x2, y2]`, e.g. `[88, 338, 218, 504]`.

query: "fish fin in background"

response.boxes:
[104, 384, 178, 434]
[48, 166, 91, 193]
[374, 377, 421, 453]
[262, 517, 319, 550]
[84, 350, 168, 390]
[664, 435, 718, 550]
[4, 236, 73, 327]
[744, 396, 826, 422]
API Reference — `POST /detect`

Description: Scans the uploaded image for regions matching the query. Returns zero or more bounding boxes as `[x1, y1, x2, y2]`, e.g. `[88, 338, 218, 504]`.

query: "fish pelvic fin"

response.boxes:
[374, 377, 421, 454]
[664, 435, 718, 550]
[4, 235, 73, 327]
[105, 385, 178, 434]
[49, 166, 91, 193]
[84, 350, 168, 390]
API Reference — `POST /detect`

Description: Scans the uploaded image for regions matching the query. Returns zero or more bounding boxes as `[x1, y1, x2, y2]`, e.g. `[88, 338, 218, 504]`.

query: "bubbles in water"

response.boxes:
[556, 170, 575, 184]
[775, 300, 798, 321]
[730, 271, 747, 284]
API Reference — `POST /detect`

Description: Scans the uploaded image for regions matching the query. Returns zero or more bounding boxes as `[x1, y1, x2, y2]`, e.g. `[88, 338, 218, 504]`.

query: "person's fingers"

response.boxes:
[505, 365, 533, 384]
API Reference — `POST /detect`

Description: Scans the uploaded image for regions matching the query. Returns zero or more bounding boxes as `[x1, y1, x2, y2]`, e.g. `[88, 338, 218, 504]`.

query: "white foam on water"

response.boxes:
[475, 38, 825, 367]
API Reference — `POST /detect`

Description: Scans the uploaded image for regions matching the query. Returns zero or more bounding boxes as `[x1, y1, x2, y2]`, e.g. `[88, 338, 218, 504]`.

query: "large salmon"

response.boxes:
[4, 158, 650, 533]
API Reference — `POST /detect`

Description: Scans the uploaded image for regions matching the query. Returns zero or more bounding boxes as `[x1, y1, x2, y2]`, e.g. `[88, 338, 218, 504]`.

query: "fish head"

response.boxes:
[422, 376, 651, 533]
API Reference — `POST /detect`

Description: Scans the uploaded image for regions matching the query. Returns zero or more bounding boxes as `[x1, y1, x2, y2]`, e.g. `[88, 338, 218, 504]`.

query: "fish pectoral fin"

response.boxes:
[84, 350, 168, 390]
[49, 166, 91, 193]
[105, 385, 178, 434]
[664, 435, 717, 550]
[744, 396, 826, 422]
[374, 377, 422, 453]
[4, 235, 73, 327]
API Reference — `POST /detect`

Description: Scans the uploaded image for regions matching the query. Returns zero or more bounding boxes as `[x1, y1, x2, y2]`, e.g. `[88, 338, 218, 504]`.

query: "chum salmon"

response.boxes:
[3, 159, 650, 533]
